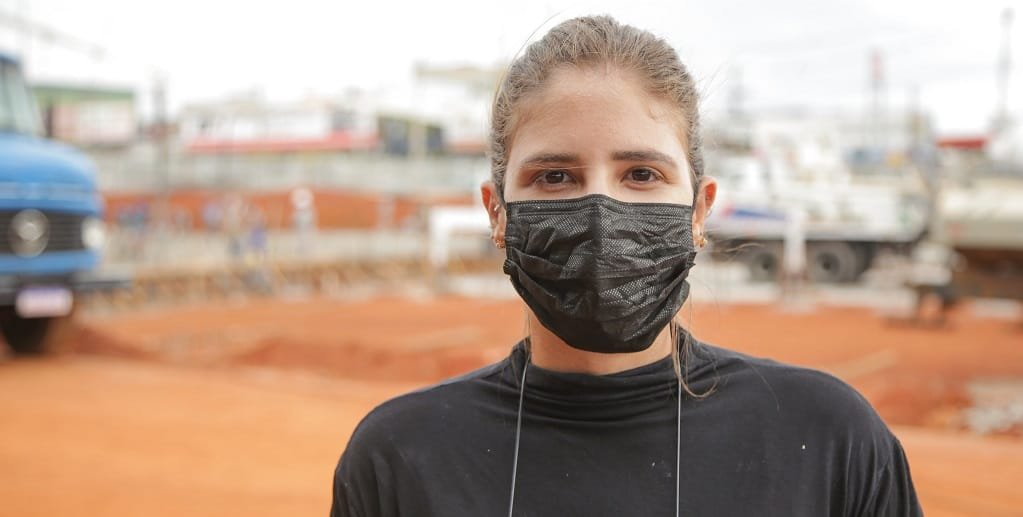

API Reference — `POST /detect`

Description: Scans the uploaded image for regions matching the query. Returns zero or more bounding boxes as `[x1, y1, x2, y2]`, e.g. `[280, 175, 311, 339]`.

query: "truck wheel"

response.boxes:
[851, 243, 876, 278]
[0, 312, 59, 356]
[808, 242, 859, 283]
[744, 244, 782, 283]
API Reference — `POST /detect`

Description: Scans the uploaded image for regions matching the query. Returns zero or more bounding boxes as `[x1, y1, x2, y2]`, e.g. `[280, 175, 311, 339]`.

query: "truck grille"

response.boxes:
[0, 210, 85, 255]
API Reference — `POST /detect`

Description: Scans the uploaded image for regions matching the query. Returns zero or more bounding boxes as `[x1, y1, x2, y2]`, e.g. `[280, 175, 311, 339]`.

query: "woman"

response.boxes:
[332, 15, 921, 516]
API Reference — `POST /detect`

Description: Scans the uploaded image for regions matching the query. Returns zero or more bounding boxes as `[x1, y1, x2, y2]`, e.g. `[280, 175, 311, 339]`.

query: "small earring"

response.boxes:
[492, 231, 506, 249]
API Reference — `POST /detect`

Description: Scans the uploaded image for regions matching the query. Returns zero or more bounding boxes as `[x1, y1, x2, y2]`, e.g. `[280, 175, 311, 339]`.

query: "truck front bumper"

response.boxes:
[0, 271, 132, 306]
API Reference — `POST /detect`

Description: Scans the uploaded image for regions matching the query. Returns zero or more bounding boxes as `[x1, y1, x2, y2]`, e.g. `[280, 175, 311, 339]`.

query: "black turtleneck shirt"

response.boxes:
[331, 340, 921, 516]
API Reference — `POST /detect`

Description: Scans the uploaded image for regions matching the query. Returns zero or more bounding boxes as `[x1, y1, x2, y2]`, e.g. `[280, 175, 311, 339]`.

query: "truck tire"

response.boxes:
[851, 243, 876, 278]
[743, 243, 782, 283]
[808, 242, 859, 283]
[0, 312, 59, 356]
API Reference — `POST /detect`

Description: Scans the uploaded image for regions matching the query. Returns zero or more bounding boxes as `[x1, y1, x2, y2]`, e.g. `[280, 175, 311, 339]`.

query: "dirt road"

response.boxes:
[0, 295, 1020, 516]
[0, 356, 412, 516]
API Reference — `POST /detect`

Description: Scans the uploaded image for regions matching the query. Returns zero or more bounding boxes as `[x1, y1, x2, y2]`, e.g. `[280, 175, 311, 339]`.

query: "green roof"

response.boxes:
[31, 83, 135, 105]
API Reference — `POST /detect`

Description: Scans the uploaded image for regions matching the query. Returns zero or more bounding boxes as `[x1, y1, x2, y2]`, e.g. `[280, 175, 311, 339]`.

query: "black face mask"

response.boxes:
[502, 194, 697, 354]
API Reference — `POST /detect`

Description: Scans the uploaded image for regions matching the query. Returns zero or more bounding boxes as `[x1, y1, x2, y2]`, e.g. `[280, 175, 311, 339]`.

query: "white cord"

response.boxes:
[506, 353, 683, 517]
[676, 375, 682, 517]
[507, 357, 528, 517]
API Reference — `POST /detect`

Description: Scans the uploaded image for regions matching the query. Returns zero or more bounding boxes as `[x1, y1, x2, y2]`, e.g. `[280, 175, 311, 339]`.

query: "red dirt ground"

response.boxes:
[1, 295, 1021, 516]
[77, 296, 1023, 431]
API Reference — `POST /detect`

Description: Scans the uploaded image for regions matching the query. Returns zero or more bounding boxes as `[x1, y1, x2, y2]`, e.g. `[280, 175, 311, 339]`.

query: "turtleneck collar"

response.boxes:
[504, 333, 710, 421]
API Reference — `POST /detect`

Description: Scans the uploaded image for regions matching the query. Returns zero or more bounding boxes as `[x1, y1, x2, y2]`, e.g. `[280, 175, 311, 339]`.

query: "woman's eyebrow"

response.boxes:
[612, 150, 678, 168]
[519, 152, 581, 168]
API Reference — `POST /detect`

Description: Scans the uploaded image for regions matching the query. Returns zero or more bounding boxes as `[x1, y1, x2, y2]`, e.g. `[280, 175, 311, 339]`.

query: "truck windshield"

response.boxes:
[0, 60, 42, 136]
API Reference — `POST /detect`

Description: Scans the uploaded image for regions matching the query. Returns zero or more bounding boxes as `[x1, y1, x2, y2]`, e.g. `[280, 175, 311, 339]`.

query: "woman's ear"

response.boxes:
[691, 176, 717, 246]
[480, 181, 507, 246]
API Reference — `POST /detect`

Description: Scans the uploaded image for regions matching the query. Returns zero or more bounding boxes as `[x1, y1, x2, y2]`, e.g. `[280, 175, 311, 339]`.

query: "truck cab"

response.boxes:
[0, 52, 116, 354]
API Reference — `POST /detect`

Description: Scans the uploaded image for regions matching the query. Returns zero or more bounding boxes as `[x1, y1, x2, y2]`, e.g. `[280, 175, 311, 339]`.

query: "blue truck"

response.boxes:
[0, 51, 122, 354]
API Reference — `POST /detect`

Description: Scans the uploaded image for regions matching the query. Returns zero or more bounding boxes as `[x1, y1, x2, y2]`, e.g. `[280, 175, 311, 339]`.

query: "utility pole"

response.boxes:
[995, 8, 1014, 132]
[152, 73, 170, 195]
[869, 48, 886, 151]
[907, 84, 922, 148]
[17, 0, 30, 64]
[727, 65, 746, 121]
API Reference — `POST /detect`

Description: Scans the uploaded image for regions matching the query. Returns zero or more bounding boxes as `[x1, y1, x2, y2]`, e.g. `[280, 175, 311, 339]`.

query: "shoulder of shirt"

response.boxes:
[690, 342, 915, 510]
[691, 341, 894, 437]
[341, 355, 511, 453]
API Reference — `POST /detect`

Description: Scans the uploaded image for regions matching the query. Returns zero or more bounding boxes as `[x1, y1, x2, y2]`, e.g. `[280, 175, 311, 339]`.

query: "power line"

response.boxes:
[0, 7, 105, 60]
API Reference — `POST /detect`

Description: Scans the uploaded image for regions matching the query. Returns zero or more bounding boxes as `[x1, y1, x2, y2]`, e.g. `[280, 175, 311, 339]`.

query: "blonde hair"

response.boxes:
[488, 14, 705, 205]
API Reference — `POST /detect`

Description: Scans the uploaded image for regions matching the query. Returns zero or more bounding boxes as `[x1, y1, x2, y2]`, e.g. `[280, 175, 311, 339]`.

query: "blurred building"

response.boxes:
[412, 62, 504, 155]
[986, 120, 1023, 176]
[179, 94, 383, 155]
[32, 83, 136, 147]
[177, 61, 502, 160]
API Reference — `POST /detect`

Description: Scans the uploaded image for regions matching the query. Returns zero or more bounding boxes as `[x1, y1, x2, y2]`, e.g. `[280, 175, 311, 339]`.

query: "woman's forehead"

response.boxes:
[510, 66, 690, 156]
[509, 68, 689, 167]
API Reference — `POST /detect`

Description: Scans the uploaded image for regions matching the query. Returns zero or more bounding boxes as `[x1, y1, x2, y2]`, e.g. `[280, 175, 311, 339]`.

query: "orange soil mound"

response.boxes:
[76, 297, 1023, 432]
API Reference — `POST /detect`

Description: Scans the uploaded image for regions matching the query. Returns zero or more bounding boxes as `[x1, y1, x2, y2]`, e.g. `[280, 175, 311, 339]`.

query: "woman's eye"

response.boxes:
[539, 170, 569, 184]
[628, 168, 658, 182]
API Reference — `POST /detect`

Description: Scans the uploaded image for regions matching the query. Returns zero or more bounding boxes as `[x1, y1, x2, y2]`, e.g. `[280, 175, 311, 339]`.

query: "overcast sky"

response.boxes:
[1, 0, 1018, 134]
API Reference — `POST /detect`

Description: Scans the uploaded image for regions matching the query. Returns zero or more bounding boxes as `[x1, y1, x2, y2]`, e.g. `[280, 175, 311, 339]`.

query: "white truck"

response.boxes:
[930, 175, 1023, 301]
[705, 153, 931, 283]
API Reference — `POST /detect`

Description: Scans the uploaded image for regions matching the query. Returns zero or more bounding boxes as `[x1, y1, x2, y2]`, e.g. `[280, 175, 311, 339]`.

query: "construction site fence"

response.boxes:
[89, 144, 489, 195]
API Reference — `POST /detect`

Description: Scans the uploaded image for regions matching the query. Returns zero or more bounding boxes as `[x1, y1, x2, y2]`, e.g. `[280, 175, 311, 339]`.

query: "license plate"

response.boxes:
[15, 287, 74, 318]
